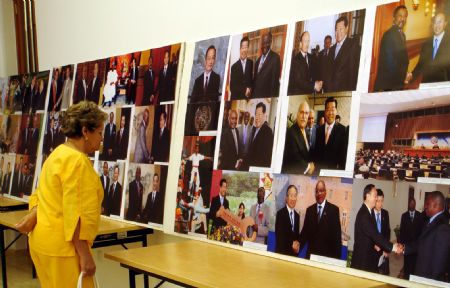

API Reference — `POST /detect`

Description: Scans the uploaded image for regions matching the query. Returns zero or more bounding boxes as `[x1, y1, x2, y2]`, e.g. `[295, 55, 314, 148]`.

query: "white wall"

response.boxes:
[0, 0, 18, 77]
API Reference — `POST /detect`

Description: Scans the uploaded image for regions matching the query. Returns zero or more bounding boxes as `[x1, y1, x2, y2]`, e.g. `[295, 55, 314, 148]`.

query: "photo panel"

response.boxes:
[175, 136, 216, 234]
[188, 36, 229, 104]
[370, 1, 450, 92]
[129, 106, 155, 163]
[282, 93, 351, 175]
[288, 9, 365, 95]
[355, 89, 450, 182]
[124, 163, 167, 226]
[226, 24, 288, 100]
[97, 161, 125, 217]
[136, 44, 181, 106]
[0, 154, 15, 195]
[150, 104, 174, 164]
[10, 154, 36, 199]
[270, 175, 352, 262]
[42, 111, 66, 161]
[21, 71, 49, 114]
[48, 65, 74, 112]
[73, 59, 106, 106]
[99, 107, 132, 161]
[349, 179, 449, 283]
[219, 97, 278, 171]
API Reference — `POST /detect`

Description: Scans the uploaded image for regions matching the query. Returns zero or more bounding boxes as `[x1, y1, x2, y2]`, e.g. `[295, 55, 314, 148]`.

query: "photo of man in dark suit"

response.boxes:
[190, 45, 221, 103]
[246, 102, 273, 168]
[219, 109, 242, 170]
[100, 161, 110, 213]
[253, 32, 281, 98]
[351, 184, 401, 273]
[25, 114, 40, 158]
[319, 35, 333, 92]
[275, 185, 300, 256]
[11, 163, 32, 198]
[282, 101, 315, 174]
[237, 111, 252, 159]
[288, 31, 322, 95]
[299, 180, 341, 259]
[399, 197, 425, 280]
[142, 173, 165, 224]
[328, 16, 360, 92]
[313, 97, 348, 170]
[127, 57, 139, 105]
[2, 162, 11, 195]
[48, 69, 62, 112]
[87, 62, 101, 105]
[374, 5, 409, 91]
[404, 191, 449, 282]
[208, 178, 229, 231]
[142, 56, 155, 105]
[408, 12, 450, 84]
[151, 111, 170, 163]
[157, 50, 175, 103]
[101, 112, 116, 161]
[75, 65, 88, 104]
[372, 189, 391, 275]
[104, 165, 122, 216]
[230, 36, 253, 100]
[126, 166, 144, 222]
[114, 115, 129, 160]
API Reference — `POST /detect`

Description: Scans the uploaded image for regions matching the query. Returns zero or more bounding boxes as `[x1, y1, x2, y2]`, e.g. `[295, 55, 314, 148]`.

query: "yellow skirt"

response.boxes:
[30, 248, 95, 288]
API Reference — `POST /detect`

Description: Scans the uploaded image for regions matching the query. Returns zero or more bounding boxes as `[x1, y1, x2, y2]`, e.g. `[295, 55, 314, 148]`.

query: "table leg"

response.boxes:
[0, 227, 7, 288]
[142, 236, 149, 288]
[128, 269, 136, 288]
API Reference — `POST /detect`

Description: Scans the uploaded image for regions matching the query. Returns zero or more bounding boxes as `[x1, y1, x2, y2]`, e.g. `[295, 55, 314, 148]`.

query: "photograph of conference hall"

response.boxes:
[370, 1, 450, 92]
[287, 9, 365, 95]
[355, 89, 450, 182]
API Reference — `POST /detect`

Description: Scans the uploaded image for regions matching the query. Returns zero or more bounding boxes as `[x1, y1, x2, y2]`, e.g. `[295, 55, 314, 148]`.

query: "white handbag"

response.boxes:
[77, 272, 100, 288]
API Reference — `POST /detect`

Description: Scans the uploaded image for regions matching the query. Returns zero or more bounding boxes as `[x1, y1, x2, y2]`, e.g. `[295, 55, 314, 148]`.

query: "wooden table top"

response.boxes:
[105, 240, 397, 288]
[0, 210, 143, 235]
[0, 196, 27, 208]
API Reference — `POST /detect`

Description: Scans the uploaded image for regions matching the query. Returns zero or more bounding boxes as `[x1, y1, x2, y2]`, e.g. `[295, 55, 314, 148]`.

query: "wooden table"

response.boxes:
[105, 240, 396, 288]
[0, 197, 28, 212]
[0, 210, 153, 288]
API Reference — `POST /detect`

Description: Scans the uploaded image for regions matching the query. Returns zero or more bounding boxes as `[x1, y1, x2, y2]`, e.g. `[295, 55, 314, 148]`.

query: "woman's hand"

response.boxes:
[15, 208, 37, 233]
[78, 250, 96, 276]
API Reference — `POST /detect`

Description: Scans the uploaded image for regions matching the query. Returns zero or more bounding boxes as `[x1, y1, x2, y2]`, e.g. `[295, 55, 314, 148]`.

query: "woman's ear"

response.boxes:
[81, 126, 88, 139]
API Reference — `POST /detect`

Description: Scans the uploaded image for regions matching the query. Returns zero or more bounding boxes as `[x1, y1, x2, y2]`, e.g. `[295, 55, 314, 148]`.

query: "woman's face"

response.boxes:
[85, 122, 103, 153]
[238, 206, 244, 215]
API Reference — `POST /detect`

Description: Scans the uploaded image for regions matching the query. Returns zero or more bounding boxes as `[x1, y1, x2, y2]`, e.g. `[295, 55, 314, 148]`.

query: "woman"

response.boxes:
[237, 202, 246, 219]
[16, 101, 107, 287]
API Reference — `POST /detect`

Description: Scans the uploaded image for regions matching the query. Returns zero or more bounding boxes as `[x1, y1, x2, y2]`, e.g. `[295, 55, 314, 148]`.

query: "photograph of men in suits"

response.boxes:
[101, 112, 116, 161]
[407, 12, 450, 84]
[87, 62, 101, 105]
[100, 161, 110, 212]
[372, 189, 391, 275]
[403, 191, 450, 282]
[237, 111, 252, 159]
[126, 166, 144, 222]
[208, 178, 229, 231]
[282, 101, 315, 174]
[328, 16, 360, 92]
[157, 51, 175, 103]
[253, 33, 281, 98]
[374, 5, 409, 91]
[22, 75, 36, 114]
[142, 56, 155, 106]
[11, 163, 32, 198]
[151, 111, 170, 163]
[127, 57, 138, 105]
[219, 109, 242, 170]
[230, 36, 253, 100]
[350, 184, 401, 273]
[104, 165, 122, 216]
[250, 187, 271, 244]
[299, 180, 341, 259]
[288, 31, 322, 95]
[246, 102, 273, 168]
[2, 162, 11, 195]
[75, 65, 88, 104]
[48, 68, 62, 112]
[24, 114, 40, 158]
[275, 185, 300, 256]
[190, 45, 221, 103]
[399, 197, 425, 280]
[114, 115, 129, 160]
[142, 173, 165, 224]
[313, 97, 348, 170]
[319, 35, 333, 92]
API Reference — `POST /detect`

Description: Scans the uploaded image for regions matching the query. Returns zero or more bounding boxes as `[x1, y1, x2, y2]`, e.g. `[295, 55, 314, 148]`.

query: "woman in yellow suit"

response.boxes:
[16, 101, 107, 287]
